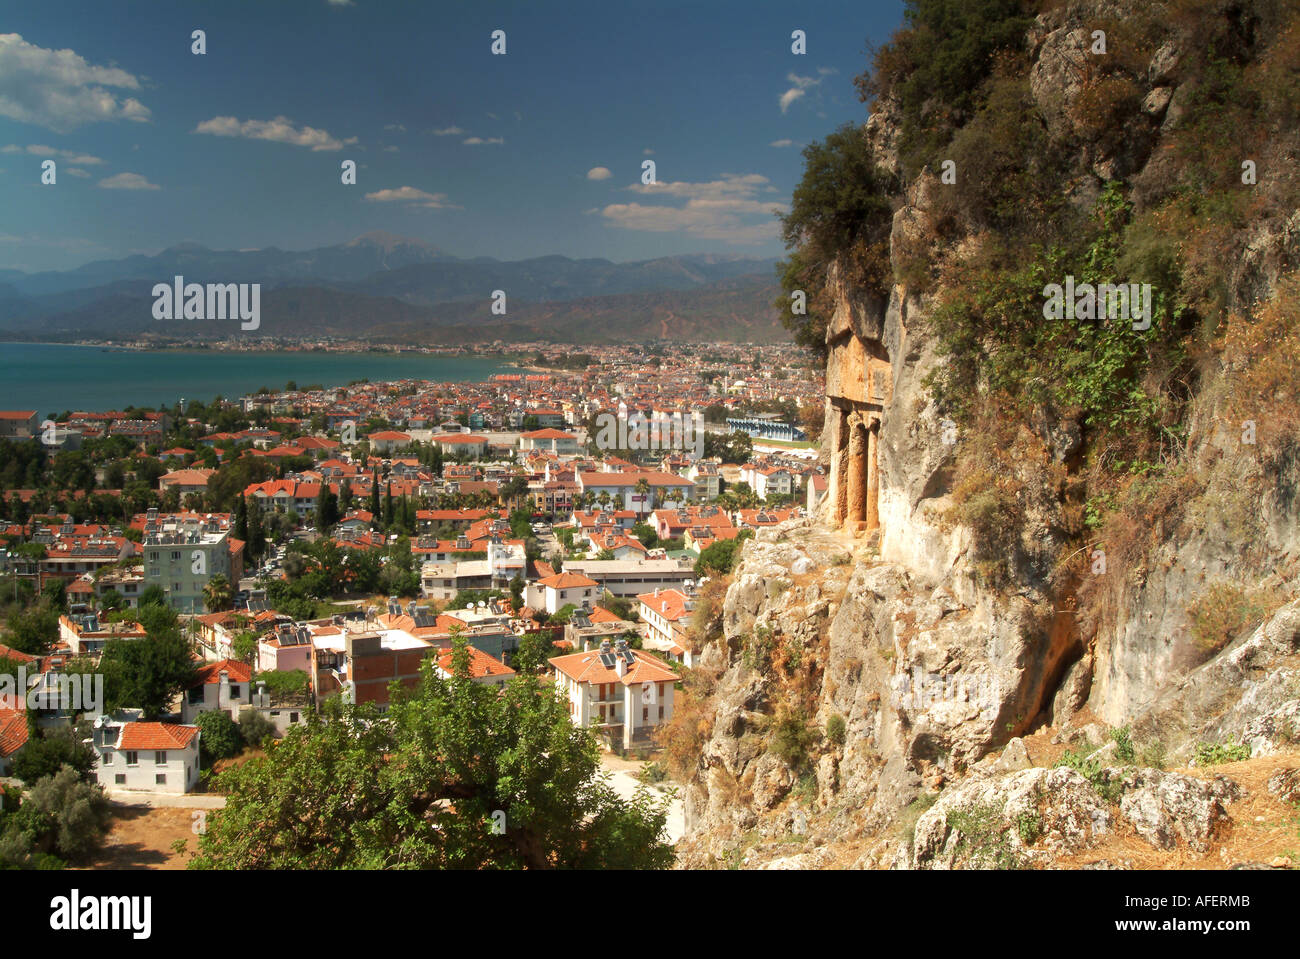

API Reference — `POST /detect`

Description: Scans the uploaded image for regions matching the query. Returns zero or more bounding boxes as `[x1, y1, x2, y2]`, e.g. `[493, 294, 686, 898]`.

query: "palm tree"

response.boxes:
[634, 478, 650, 517]
[203, 573, 232, 612]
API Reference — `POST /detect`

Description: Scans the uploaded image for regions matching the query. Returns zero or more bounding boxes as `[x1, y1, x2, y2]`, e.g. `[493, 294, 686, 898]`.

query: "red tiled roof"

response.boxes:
[537, 571, 599, 590]
[118, 722, 200, 751]
[190, 659, 253, 686]
[637, 588, 691, 622]
[436, 646, 515, 679]
[0, 710, 29, 757]
[548, 648, 679, 686]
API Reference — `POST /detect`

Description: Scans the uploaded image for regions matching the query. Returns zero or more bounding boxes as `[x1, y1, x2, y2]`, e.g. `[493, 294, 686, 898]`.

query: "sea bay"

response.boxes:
[0, 343, 520, 418]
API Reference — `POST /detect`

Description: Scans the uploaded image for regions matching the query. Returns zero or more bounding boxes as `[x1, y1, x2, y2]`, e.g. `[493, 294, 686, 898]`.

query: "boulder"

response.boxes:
[1117, 770, 1240, 852]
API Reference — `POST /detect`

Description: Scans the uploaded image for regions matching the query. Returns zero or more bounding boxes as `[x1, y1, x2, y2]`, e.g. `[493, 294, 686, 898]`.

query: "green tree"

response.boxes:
[11, 726, 97, 783]
[513, 631, 557, 674]
[4, 605, 58, 654]
[0, 766, 110, 865]
[238, 709, 276, 749]
[99, 628, 198, 720]
[138, 584, 167, 608]
[231, 629, 259, 664]
[315, 484, 339, 534]
[190, 642, 674, 869]
[195, 710, 242, 765]
[203, 573, 233, 613]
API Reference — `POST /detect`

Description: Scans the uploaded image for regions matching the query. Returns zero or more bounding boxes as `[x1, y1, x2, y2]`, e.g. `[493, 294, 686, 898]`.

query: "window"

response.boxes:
[228, 684, 241, 698]
[187, 687, 204, 704]
[170, 551, 180, 560]
[642, 707, 649, 721]
[289, 712, 298, 723]
[155, 774, 167, 785]
[102, 751, 112, 765]
[155, 751, 166, 765]
[148, 551, 158, 562]
[114, 774, 125, 785]
[657, 683, 665, 698]
[658, 706, 664, 719]
[126, 751, 138, 766]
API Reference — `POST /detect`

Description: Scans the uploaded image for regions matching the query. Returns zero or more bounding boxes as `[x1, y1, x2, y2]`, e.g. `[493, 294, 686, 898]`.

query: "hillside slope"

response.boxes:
[670, 0, 1300, 870]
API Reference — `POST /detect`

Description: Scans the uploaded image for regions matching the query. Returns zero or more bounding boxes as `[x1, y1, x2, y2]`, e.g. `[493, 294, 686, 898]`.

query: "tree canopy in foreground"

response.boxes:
[191, 639, 675, 869]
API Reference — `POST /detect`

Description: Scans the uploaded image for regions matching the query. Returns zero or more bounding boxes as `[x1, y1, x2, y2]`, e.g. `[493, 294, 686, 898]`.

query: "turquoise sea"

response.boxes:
[1, 343, 520, 418]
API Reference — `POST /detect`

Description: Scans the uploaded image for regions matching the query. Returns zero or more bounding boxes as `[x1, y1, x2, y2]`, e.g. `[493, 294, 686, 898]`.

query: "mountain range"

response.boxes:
[0, 232, 784, 343]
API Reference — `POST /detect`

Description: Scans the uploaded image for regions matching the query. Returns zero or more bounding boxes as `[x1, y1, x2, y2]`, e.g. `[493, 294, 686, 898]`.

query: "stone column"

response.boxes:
[866, 420, 880, 531]
[846, 420, 867, 528]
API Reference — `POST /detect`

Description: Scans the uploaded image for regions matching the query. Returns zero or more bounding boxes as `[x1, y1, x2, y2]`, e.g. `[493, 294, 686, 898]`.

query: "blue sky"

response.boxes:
[0, 0, 904, 272]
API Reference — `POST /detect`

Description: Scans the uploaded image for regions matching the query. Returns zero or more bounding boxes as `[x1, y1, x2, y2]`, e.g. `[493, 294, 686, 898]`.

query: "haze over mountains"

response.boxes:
[0, 232, 784, 344]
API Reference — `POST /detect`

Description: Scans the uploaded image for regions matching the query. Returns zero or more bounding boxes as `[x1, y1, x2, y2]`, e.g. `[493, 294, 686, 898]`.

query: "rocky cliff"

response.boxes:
[673, 0, 1300, 869]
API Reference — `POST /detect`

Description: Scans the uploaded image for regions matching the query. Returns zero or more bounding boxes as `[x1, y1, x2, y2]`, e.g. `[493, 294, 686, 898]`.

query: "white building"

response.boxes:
[561, 559, 696, 599]
[181, 659, 257, 724]
[548, 639, 680, 750]
[740, 465, 794, 501]
[92, 711, 201, 795]
[637, 587, 695, 666]
[525, 571, 600, 615]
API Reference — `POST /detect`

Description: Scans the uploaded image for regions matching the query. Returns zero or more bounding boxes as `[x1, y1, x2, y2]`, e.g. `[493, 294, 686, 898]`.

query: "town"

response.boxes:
[0, 340, 823, 864]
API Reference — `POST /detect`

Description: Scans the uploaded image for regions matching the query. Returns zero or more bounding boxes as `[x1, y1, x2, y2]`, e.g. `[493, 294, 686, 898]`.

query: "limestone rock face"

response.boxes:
[1125, 602, 1300, 763]
[675, 0, 1300, 870]
[1117, 770, 1240, 852]
[1266, 769, 1300, 805]
[904, 767, 1112, 869]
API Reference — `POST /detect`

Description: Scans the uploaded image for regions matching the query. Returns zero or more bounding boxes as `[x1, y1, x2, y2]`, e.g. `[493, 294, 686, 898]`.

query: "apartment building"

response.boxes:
[548, 638, 679, 750]
[141, 512, 243, 614]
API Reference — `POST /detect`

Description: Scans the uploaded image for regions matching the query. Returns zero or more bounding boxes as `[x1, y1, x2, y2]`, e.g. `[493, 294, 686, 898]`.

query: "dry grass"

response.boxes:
[1055, 750, 1300, 870]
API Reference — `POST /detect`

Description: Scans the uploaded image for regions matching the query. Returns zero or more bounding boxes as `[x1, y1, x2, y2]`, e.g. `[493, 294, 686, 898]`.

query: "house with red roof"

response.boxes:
[549, 637, 680, 749]
[434, 646, 515, 687]
[91, 710, 201, 794]
[637, 587, 696, 666]
[181, 659, 255, 723]
[519, 428, 581, 455]
[0, 709, 30, 776]
[367, 429, 412, 455]
[526, 571, 600, 616]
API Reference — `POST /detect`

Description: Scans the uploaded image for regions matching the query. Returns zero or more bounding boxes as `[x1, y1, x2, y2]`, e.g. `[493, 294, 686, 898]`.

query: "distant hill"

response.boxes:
[0, 234, 782, 343]
[6, 274, 783, 344]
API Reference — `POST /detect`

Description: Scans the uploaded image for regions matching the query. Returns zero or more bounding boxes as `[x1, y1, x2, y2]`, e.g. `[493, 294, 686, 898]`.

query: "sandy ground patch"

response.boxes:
[80, 804, 209, 870]
[599, 752, 686, 845]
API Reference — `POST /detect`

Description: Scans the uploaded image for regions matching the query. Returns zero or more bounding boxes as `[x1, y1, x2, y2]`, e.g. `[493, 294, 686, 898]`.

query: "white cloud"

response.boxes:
[193, 115, 357, 151]
[599, 173, 785, 244]
[327, 0, 354, 6]
[1, 144, 104, 164]
[383, 145, 399, 152]
[0, 34, 151, 132]
[463, 136, 503, 146]
[779, 72, 822, 113]
[769, 139, 795, 148]
[430, 126, 464, 136]
[586, 166, 612, 181]
[98, 171, 159, 190]
[384, 123, 406, 133]
[66, 167, 90, 177]
[363, 185, 456, 209]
